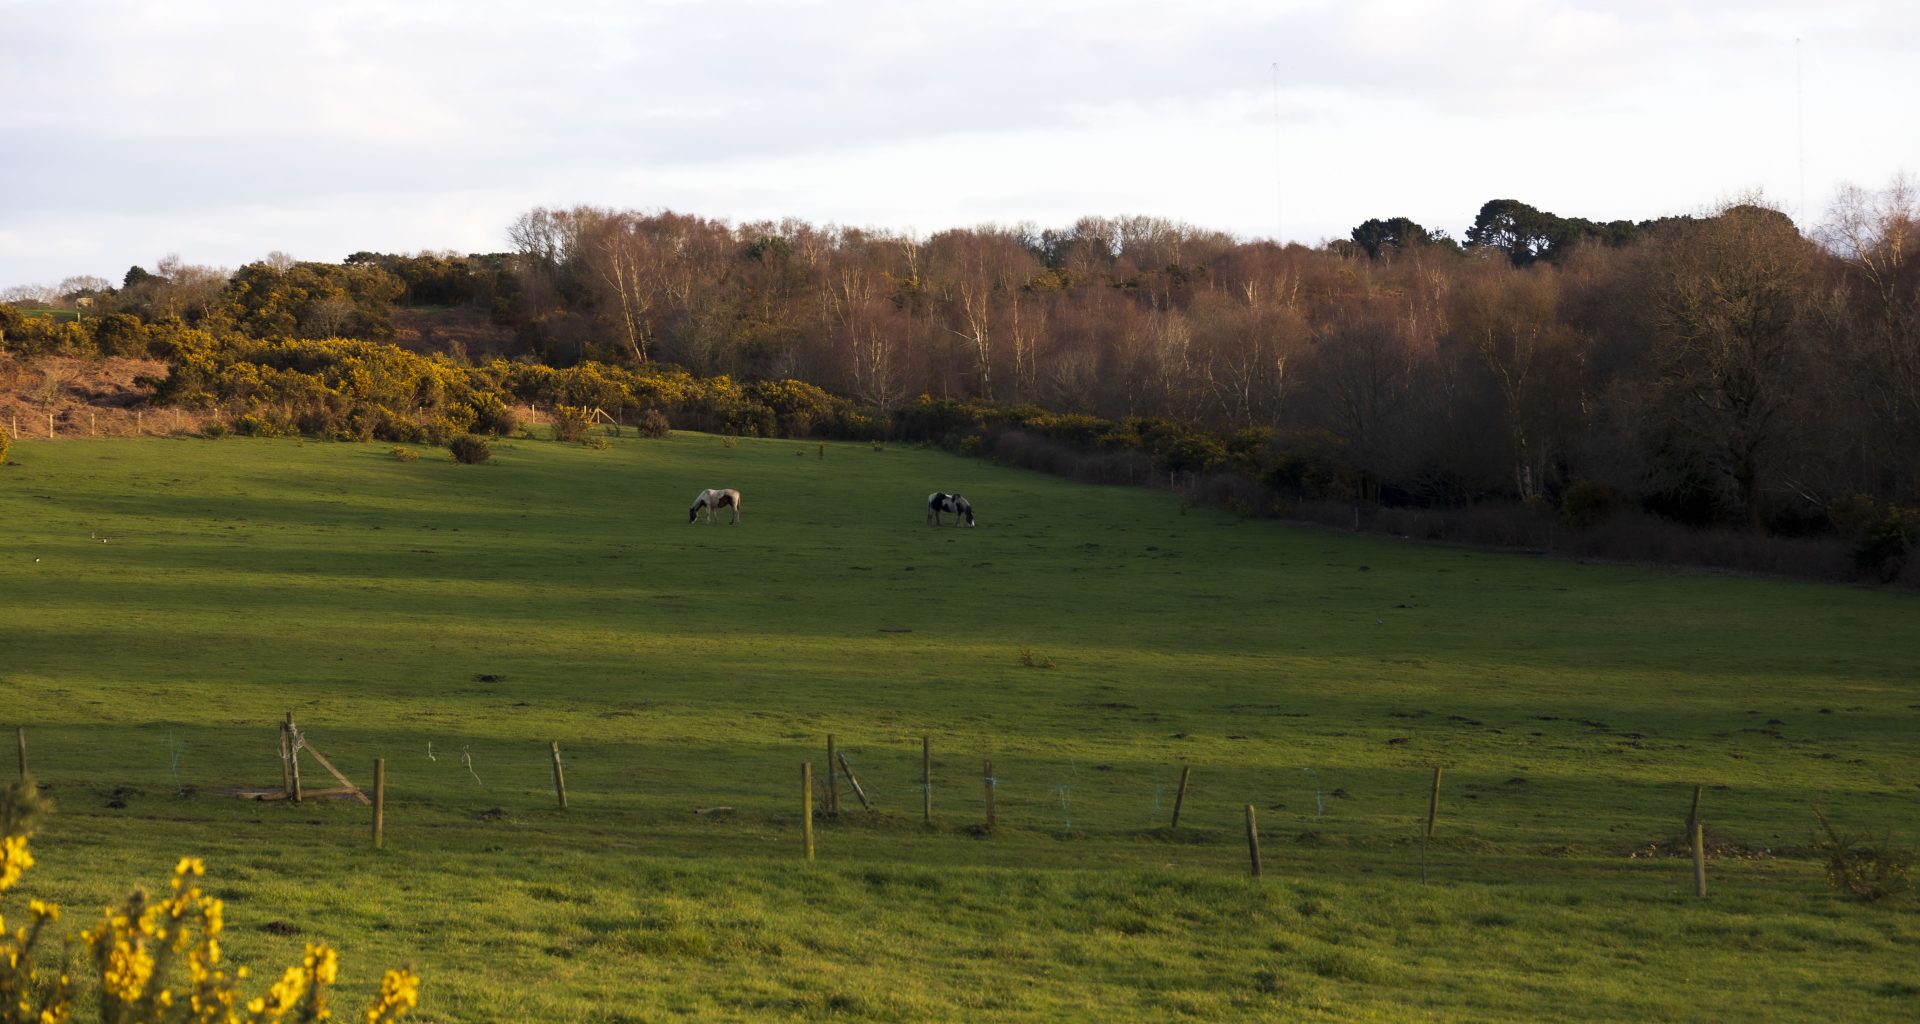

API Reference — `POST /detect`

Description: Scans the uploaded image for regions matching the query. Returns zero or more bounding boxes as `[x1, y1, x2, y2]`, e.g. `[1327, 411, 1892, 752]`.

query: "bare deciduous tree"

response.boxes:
[1649, 202, 1818, 528]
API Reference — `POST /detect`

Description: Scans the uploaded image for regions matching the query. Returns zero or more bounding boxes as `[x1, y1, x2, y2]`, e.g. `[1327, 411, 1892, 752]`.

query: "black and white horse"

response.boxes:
[689, 488, 742, 524]
[926, 492, 975, 527]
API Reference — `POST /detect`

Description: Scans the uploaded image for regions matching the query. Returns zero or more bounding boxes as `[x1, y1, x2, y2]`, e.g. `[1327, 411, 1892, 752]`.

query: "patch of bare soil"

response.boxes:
[0, 354, 205, 439]
[390, 305, 519, 359]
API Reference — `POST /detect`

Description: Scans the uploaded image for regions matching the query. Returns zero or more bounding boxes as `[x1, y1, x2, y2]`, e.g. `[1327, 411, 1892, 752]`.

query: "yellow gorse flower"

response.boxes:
[364, 968, 421, 1024]
[0, 834, 33, 892]
[306, 943, 340, 986]
[2, 830, 419, 1024]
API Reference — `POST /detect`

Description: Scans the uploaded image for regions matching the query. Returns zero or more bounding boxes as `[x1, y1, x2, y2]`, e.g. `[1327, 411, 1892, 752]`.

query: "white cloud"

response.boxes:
[0, 0, 1915, 285]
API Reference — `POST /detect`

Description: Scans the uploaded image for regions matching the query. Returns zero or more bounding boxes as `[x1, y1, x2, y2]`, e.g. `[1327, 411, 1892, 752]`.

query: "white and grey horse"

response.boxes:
[689, 488, 743, 524]
[926, 492, 975, 527]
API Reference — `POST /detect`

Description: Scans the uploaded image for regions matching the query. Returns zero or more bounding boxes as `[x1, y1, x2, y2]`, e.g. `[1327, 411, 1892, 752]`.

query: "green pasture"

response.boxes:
[13, 307, 86, 322]
[1, 432, 1916, 1021]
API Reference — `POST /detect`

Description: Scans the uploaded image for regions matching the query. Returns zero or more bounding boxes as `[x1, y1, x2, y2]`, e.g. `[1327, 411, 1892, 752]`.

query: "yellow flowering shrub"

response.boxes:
[1, 779, 418, 1024]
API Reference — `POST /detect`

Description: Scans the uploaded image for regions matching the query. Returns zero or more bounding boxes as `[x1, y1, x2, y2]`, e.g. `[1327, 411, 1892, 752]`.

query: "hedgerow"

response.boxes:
[138, 332, 881, 445]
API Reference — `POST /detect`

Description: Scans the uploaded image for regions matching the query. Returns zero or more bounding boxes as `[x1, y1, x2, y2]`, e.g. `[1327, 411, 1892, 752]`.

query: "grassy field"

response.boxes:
[12, 307, 86, 322]
[2, 431, 1916, 1021]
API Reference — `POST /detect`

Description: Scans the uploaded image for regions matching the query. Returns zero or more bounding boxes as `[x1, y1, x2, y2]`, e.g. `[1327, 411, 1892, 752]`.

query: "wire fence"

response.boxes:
[11, 716, 1903, 895]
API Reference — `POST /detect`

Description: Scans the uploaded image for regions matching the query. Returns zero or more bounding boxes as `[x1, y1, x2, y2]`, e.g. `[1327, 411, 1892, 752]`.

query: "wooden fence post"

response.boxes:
[1245, 804, 1262, 877]
[1170, 765, 1192, 829]
[286, 712, 302, 803]
[1686, 784, 1702, 839]
[802, 762, 815, 862]
[983, 759, 996, 833]
[1425, 766, 1443, 838]
[372, 758, 386, 849]
[921, 736, 932, 825]
[1693, 820, 1707, 897]
[279, 721, 292, 796]
[550, 740, 568, 809]
[836, 752, 872, 810]
[15, 726, 25, 780]
[826, 734, 839, 816]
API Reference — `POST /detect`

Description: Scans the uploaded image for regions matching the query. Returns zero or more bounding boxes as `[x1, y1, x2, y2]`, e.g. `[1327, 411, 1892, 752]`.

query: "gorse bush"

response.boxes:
[231, 412, 294, 438]
[636, 408, 671, 439]
[138, 332, 873, 446]
[470, 398, 517, 437]
[0, 777, 423, 1023]
[448, 434, 491, 464]
[550, 404, 592, 443]
[0, 424, 11, 464]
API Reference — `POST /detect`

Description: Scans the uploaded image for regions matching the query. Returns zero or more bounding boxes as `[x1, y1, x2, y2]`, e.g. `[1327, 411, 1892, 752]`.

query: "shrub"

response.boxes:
[1812, 806, 1914, 902]
[551, 404, 592, 443]
[420, 417, 459, 447]
[0, 778, 422, 1023]
[749, 378, 835, 436]
[471, 397, 518, 436]
[232, 411, 293, 437]
[1852, 505, 1919, 581]
[0, 424, 10, 464]
[449, 433, 491, 464]
[1263, 431, 1354, 501]
[1560, 478, 1623, 531]
[441, 402, 479, 435]
[391, 446, 418, 462]
[1153, 431, 1228, 475]
[636, 408, 671, 438]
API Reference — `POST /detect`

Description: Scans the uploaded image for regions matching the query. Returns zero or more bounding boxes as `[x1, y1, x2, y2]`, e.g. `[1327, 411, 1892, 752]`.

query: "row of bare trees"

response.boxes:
[496, 182, 1916, 528]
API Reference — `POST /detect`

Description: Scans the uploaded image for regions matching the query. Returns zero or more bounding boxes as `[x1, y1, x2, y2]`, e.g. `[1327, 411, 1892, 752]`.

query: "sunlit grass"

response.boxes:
[2, 433, 1916, 1021]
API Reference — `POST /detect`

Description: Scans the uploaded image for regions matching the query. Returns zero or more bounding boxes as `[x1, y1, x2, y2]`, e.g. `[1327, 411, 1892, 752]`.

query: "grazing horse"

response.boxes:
[689, 488, 742, 524]
[926, 492, 975, 527]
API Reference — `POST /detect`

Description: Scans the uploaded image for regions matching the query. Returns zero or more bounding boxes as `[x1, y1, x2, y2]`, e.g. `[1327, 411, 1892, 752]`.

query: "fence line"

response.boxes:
[2, 719, 1804, 895]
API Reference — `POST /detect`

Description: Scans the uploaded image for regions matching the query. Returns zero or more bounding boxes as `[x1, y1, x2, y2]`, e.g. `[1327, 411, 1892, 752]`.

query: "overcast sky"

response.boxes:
[2, 0, 1915, 288]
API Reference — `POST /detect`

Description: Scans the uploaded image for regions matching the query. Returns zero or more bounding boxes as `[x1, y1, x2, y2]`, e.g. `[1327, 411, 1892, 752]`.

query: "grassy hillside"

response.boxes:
[1, 432, 1915, 1021]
